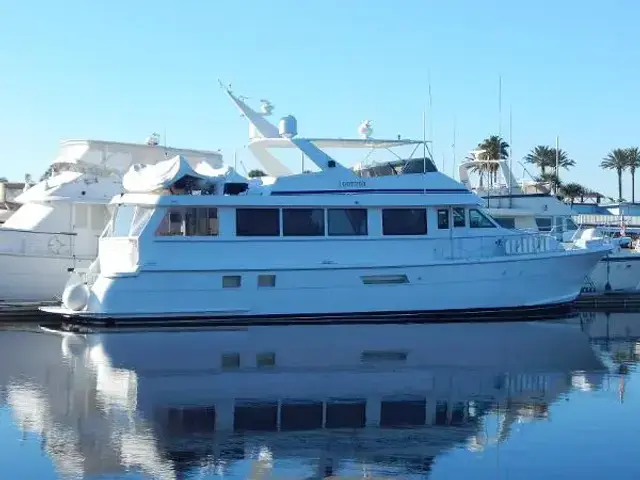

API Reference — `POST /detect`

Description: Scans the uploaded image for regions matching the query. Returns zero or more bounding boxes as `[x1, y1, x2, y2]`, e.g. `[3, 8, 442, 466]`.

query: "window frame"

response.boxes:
[282, 208, 326, 237]
[453, 207, 466, 228]
[327, 208, 368, 236]
[381, 208, 428, 236]
[469, 208, 497, 229]
[437, 208, 450, 230]
[236, 208, 281, 237]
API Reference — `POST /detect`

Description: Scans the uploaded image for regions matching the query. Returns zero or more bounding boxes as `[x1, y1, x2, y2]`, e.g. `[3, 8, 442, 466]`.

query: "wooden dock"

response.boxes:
[0, 301, 59, 322]
[1, 292, 640, 324]
[572, 291, 640, 312]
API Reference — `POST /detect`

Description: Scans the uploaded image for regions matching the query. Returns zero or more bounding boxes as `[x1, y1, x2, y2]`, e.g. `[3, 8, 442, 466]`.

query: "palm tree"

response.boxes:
[625, 147, 640, 203]
[535, 172, 562, 193]
[558, 182, 585, 205]
[471, 135, 509, 184]
[524, 145, 575, 174]
[0, 177, 7, 183]
[601, 148, 629, 202]
[247, 169, 267, 178]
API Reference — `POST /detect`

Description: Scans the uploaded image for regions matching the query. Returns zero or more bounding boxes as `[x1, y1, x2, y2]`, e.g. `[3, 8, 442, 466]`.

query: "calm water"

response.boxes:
[0, 312, 638, 479]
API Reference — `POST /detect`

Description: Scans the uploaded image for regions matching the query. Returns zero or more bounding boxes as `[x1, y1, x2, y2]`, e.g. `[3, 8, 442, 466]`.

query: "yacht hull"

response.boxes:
[0, 253, 90, 302]
[43, 247, 607, 326]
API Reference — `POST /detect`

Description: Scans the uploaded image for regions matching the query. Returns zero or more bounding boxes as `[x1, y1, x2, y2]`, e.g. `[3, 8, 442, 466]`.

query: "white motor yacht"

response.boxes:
[0, 137, 222, 302]
[40, 102, 611, 325]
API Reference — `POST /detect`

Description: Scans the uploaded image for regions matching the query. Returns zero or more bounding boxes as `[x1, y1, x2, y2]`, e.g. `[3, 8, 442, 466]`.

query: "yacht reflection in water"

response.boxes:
[0, 318, 614, 479]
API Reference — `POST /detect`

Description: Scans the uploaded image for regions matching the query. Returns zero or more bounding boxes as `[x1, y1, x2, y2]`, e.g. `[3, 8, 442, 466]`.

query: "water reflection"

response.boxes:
[0, 315, 636, 479]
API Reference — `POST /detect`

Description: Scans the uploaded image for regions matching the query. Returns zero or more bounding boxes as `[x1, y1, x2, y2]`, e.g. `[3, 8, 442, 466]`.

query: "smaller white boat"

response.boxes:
[457, 157, 640, 292]
[0, 137, 222, 302]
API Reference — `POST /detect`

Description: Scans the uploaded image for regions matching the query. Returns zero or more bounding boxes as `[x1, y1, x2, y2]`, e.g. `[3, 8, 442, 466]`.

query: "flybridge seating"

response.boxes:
[353, 157, 438, 178]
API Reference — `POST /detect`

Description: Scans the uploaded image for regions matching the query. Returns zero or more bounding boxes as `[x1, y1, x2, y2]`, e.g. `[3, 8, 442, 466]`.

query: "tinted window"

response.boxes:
[328, 208, 368, 236]
[236, 209, 280, 236]
[382, 209, 427, 235]
[437, 209, 449, 229]
[453, 207, 466, 227]
[283, 208, 325, 236]
[469, 209, 496, 228]
[566, 218, 579, 231]
[156, 207, 218, 236]
[494, 217, 516, 229]
[535, 217, 552, 232]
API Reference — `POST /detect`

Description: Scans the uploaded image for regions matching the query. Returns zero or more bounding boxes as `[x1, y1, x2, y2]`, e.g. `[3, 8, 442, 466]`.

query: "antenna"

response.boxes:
[428, 71, 434, 158]
[163, 128, 168, 157]
[498, 75, 502, 139]
[508, 106, 513, 206]
[555, 135, 560, 194]
[234, 149, 238, 170]
[452, 116, 457, 179]
[422, 107, 427, 176]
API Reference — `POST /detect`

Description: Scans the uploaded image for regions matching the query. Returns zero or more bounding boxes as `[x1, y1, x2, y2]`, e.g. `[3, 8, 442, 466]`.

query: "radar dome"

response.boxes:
[279, 115, 298, 138]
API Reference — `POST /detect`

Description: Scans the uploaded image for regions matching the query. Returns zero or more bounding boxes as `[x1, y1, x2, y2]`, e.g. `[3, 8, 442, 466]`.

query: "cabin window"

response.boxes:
[156, 207, 218, 236]
[566, 218, 579, 231]
[256, 352, 276, 368]
[107, 205, 154, 237]
[258, 274, 276, 287]
[328, 208, 368, 236]
[494, 217, 516, 229]
[236, 208, 280, 236]
[535, 217, 552, 232]
[453, 207, 466, 227]
[221, 353, 240, 369]
[554, 216, 564, 233]
[382, 208, 427, 235]
[222, 275, 241, 288]
[282, 208, 325, 236]
[437, 209, 450, 229]
[185, 208, 218, 236]
[469, 209, 496, 228]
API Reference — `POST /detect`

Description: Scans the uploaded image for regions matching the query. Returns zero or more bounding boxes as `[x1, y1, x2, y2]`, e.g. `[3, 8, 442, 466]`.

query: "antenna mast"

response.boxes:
[452, 116, 456, 179]
[508, 106, 513, 207]
[428, 71, 434, 166]
[555, 135, 560, 194]
[422, 108, 427, 175]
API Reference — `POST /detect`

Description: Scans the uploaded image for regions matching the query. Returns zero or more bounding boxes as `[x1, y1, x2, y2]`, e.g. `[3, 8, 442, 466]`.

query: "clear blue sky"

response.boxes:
[1, 0, 638, 199]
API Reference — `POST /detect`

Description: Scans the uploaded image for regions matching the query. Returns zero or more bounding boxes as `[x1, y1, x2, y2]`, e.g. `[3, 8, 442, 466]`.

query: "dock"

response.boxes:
[572, 291, 640, 312]
[1, 292, 639, 324]
[0, 301, 59, 322]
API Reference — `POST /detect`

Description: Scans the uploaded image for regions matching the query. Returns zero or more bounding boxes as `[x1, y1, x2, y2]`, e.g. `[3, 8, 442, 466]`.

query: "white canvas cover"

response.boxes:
[122, 155, 247, 193]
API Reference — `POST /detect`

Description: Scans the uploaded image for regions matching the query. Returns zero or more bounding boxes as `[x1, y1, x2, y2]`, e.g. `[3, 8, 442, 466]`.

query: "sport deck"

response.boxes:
[1, 293, 639, 324]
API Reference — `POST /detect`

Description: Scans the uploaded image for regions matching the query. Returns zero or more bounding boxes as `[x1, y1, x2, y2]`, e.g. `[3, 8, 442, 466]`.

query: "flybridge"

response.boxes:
[220, 82, 438, 179]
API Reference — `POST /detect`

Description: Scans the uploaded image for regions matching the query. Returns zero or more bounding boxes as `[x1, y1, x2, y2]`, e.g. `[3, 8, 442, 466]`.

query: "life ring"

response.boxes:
[47, 235, 66, 255]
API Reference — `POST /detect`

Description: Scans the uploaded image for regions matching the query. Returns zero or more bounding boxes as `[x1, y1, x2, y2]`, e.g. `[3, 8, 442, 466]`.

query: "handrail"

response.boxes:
[0, 227, 78, 236]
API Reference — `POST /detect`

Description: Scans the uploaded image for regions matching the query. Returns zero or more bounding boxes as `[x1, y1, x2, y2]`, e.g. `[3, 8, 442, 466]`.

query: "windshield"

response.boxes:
[103, 205, 154, 237]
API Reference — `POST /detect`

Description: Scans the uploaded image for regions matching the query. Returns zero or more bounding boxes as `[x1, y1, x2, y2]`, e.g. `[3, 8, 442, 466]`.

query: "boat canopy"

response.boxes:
[122, 155, 247, 194]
